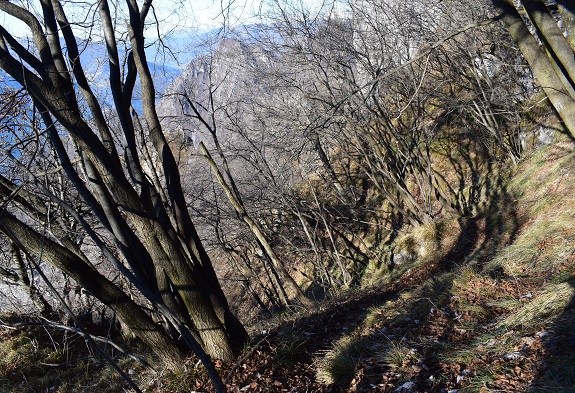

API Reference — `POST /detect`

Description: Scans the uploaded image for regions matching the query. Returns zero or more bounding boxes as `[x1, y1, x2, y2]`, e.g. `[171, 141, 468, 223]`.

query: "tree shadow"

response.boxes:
[527, 278, 575, 392]
[273, 218, 481, 389]
[265, 171, 524, 391]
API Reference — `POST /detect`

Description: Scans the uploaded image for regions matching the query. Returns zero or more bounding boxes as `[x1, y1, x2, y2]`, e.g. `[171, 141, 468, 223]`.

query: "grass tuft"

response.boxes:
[315, 335, 370, 385]
[497, 281, 574, 331]
[379, 340, 419, 371]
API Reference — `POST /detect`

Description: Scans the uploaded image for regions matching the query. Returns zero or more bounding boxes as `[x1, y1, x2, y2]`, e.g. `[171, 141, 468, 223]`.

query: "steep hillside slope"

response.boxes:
[1, 137, 573, 392]
[283, 138, 575, 393]
[190, 136, 575, 393]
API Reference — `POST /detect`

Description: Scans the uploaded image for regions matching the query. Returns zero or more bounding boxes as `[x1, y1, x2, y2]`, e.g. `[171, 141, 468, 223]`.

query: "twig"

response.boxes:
[223, 329, 278, 385]
[4, 246, 144, 393]
[40, 356, 97, 367]
[309, 14, 505, 128]
[0, 318, 153, 369]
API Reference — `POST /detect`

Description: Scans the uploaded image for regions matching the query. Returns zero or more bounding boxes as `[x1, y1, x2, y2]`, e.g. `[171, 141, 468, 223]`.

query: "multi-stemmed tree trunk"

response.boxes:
[492, 0, 575, 136]
[0, 0, 247, 377]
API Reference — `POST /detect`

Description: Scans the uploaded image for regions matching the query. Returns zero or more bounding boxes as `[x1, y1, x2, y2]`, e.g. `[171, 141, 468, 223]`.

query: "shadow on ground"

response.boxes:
[527, 279, 575, 393]
[242, 178, 524, 392]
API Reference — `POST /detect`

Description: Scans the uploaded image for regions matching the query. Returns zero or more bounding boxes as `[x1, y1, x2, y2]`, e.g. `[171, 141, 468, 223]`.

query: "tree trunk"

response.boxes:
[0, 0, 248, 375]
[521, 0, 575, 94]
[493, 0, 575, 137]
[199, 143, 313, 307]
[11, 244, 56, 319]
[0, 209, 186, 369]
[557, 0, 575, 51]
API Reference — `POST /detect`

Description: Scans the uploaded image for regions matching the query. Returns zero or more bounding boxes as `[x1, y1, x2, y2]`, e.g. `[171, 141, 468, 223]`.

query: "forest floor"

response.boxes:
[1, 141, 575, 392]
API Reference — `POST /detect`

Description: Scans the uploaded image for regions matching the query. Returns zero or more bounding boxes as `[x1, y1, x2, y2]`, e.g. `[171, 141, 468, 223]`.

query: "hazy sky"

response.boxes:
[153, 0, 261, 32]
[181, 0, 261, 29]
[0, 0, 263, 38]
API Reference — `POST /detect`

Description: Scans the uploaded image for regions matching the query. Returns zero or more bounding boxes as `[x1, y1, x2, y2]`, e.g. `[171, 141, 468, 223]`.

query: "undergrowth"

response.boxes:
[311, 141, 575, 391]
[1, 141, 575, 392]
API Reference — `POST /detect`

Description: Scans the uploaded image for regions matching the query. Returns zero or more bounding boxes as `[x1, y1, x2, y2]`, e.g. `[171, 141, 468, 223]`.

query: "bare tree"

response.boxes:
[233, 0, 538, 284]
[0, 0, 247, 384]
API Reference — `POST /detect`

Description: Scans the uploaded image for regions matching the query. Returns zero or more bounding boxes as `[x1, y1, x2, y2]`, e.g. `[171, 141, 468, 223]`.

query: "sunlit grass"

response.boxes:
[497, 281, 574, 331]
[315, 334, 371, 385]
[379, 339, 419, 371]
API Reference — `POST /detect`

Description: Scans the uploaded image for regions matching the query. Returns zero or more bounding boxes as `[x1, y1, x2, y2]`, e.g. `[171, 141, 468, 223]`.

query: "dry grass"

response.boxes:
[315, 334, 371, 385]
[0, 322, 160, 393]
[497, 281, 574, 331]
[379, 340, 420, 371]
[1, 140, 575, 392]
